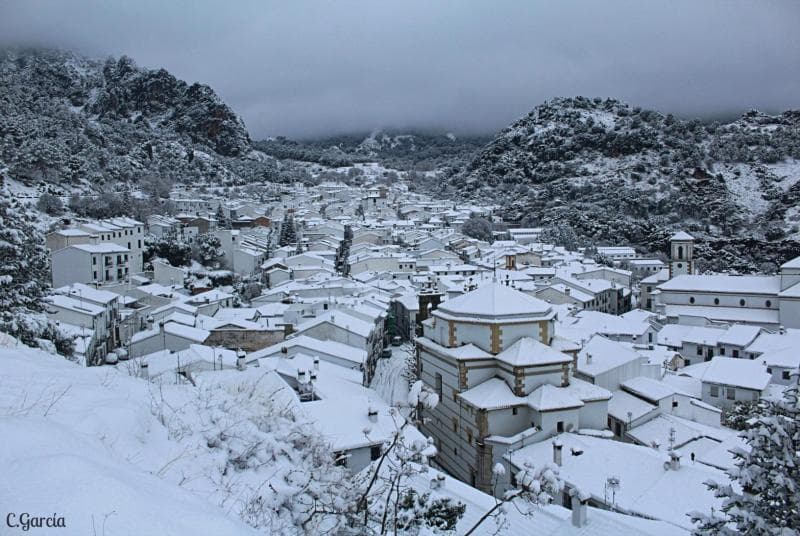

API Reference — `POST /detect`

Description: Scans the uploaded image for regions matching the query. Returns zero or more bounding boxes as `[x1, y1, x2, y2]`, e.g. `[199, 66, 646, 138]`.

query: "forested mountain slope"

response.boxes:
[0, 48, 278, 189]
[255, 129, 490, 171]
[443, 97, 800, 271]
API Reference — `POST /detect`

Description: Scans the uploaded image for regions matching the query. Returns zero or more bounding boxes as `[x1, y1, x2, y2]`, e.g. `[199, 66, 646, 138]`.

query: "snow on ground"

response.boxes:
[0, 339, 350, 534]
[723, 164, 770, 214]
[766, 158, 800, 191]
[0, 340, 259, 535]
[369, 343, 412, 407]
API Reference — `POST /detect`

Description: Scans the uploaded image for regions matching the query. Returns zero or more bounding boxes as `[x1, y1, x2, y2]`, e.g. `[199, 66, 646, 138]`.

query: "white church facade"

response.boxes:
[652, 232, 800, 329]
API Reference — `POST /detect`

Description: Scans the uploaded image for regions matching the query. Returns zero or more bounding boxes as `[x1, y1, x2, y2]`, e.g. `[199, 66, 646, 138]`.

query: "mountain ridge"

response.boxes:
[439, 96, 800, 271]
[0, 48, 277, 190]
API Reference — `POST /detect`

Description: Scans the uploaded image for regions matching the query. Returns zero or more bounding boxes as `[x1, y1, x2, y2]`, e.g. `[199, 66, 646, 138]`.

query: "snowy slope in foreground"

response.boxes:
[0, 340, 259, 535]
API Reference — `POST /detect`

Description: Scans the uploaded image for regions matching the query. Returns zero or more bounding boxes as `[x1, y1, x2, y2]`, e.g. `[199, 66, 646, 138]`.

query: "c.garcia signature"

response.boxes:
[5, 512, 66, 531]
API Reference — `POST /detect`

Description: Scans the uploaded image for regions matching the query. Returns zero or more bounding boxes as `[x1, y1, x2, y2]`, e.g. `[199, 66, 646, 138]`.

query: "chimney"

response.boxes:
[313, 356, 320, 370]
[553, 439, 563, 467]
[668, 449, 681, 471]
[236, 349, 246, 371]
[368, 405, 379, 423]
[565, 287, 571, 295]
[158, 320, 165, 333]
[297, 369, 307, 383]
[140, 361, 149, 380]
[570, 488, 589, 528]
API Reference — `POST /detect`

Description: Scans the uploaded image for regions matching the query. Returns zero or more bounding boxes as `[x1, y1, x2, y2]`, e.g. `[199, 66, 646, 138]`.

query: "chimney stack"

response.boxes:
[236, 349, 246, 371]
[570, 488, 589, 528]
[553, 439, 563, 467]
[140, 361, 149, 380]
[313, 356, 320, 370]
[668, 449, 681, 471]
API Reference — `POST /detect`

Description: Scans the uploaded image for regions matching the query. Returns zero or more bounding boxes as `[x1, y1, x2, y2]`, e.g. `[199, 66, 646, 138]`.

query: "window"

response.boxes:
[370, 445, 382, 460]
[727, 388, 736, 400]
[714, 298, 720, 305]
[732, 349, 739, 358]
[767, 367, 773, 374]
[556, 421, 564, 433]
[720, 348, 725, 355]
[452, 417, 458, 433]
[697, 347, 703, 356]
[467, 428, 473, 445]
[672, 400, 678, 408]
[678, 245, 684, 260]
[740, 299, 746, 307]
[435, 373, 442, 398]
[766, 300, 772, 308]
[783, 370, 791, 381]
[138, 240, 142, 248]
[677, 263, 683, 269]
[646, 286, 652, 293]
[689, 296, 695, 304]
[710, 385, 719, 397]
[92, 257, 97, 265]
[512, 407, 518, 416]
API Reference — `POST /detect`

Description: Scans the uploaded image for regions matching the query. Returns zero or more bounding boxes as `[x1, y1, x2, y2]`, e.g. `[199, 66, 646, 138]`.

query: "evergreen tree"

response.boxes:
[461, 215, 493, 242]
[278, 214, 297, 247]
[0, 187, 71, 354]
[215, 205, 229, 230]
[192, 233, 225, 269]
[691, 383, 800, 535]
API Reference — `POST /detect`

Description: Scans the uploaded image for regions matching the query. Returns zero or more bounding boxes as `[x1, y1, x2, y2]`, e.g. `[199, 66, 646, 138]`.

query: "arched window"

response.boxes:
[740, 299, 746, 307]
[677, 245, 684, 260]
[766, 300, 772, 308]
[689, 297, 695, 304]
[714, 298, 720, 305]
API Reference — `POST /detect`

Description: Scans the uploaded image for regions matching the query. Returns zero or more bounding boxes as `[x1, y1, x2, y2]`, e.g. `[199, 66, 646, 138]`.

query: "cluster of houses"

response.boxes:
[38, 172, 799, 533]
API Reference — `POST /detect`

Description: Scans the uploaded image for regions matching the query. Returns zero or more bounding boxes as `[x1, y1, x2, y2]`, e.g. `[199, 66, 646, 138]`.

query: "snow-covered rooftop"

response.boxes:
[495, 337, 572, 367]
[435, 282, 552, 321]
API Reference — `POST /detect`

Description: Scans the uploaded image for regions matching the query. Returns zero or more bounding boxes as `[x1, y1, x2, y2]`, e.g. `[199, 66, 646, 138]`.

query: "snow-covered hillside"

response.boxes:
[443, 97, 800, 271]
[0, 49, 279, 190]
[0, 336, 350, 534]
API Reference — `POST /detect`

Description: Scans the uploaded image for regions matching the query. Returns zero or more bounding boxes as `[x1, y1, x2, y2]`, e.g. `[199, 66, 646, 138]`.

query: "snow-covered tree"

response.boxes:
[192, 233, 225, 269]
[691, 383, 800, 535]
[0, 187, 71, 355]
[461, 215, 493, 242]
[36, 193, 64, 215]
[215, 205, 229, 229]
[147, 236, 191, 267]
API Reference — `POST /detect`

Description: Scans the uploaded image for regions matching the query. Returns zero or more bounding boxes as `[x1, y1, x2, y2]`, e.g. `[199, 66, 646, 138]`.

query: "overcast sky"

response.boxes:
[1, 1, 799, 139]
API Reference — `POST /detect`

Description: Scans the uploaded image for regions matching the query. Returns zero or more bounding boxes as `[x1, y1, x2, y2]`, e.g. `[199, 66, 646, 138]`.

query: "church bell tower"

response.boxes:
[669, 231, 694, 278]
